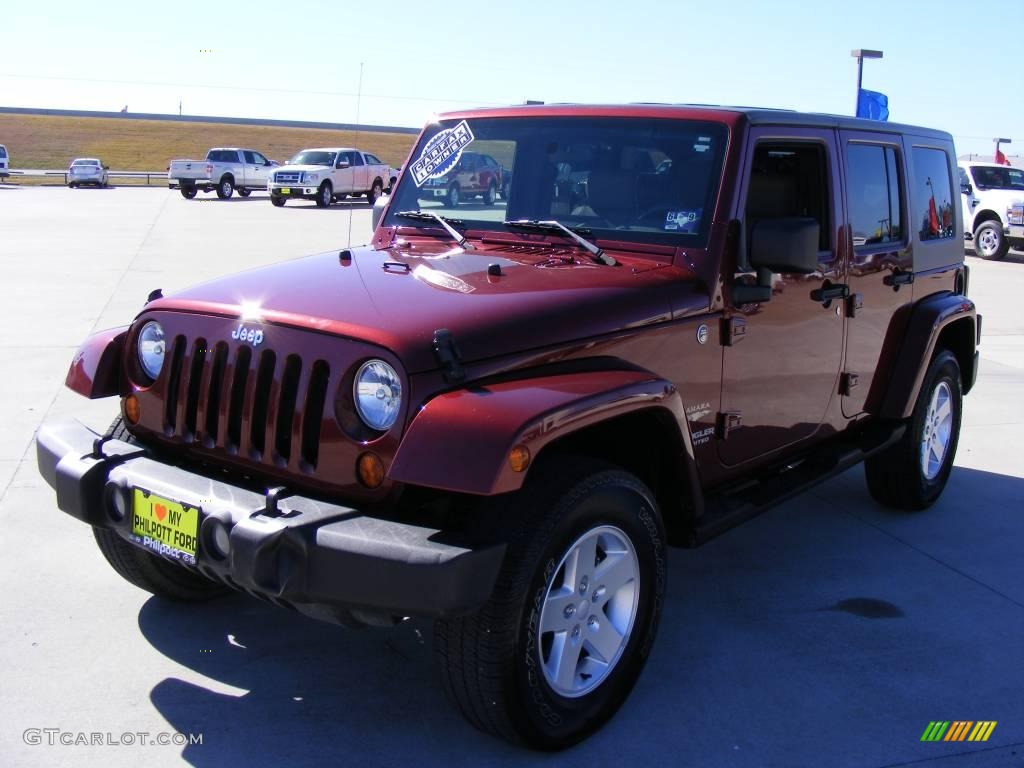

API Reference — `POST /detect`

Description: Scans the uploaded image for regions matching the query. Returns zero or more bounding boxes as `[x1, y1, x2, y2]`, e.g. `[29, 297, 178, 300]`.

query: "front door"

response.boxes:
[718, 130, 845, 466]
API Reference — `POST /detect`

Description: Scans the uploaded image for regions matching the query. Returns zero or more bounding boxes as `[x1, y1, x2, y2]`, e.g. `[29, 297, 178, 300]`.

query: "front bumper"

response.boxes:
[1006, 223, 1024, 240]
[36, 419, 504, 624]
[268, 184, 318, 198]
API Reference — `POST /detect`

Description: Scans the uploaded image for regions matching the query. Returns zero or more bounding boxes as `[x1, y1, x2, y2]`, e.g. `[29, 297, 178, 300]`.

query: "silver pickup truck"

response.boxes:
[168, 148, 278, 200]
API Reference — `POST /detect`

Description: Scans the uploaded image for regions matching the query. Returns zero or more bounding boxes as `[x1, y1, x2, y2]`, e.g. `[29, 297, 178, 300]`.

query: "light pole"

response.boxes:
[851, 49, 883, 115]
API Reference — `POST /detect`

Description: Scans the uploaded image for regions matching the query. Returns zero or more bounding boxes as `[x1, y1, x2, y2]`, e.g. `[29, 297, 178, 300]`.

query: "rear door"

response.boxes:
[718, 128, 845, 466]
[349, 151, 369, 192]
[839, 131, 913, 417]
[243, 150, 270, 187]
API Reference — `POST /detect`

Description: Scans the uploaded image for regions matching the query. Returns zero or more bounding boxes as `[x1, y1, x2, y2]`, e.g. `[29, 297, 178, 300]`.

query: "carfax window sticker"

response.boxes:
[664, 209, 702, 233]
[410, 120, 476, 187]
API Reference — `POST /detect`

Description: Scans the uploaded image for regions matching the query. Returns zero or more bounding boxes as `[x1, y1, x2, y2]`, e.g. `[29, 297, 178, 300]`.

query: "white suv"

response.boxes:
[0, 144, 9, 180]
[959, 161, 1024, 260]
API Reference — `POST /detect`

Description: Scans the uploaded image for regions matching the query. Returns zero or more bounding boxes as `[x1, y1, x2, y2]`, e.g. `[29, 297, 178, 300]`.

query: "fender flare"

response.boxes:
[877, 291, 977, 419]
[389, 369, 699, 501]
[65, 326, 128, 399]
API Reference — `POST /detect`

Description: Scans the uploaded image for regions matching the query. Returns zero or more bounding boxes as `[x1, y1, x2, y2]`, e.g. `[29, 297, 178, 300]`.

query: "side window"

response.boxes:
[243, 151, 258, 164]
[0, 146, 7, 158]
[350, 152, 364, 166]
[365, 154, 381, 165]
[957, 167, 969, 189]
[911, 148, 954, 242]
[846, 144, 903, 247]
[745, 143, 831, 252]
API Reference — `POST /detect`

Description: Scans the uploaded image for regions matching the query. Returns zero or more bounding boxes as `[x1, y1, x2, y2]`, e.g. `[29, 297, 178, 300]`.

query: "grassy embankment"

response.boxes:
[0, 114, 418, 185]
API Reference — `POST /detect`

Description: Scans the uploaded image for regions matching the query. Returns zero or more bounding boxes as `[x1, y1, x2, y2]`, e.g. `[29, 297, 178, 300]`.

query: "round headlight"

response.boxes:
[353, 360, 402, 431]
[137, 320, 166, 381]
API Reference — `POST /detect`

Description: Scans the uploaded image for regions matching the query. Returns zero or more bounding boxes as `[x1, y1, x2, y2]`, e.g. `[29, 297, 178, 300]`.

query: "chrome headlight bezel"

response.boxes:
[353, 359, 402, 432]
[137, 320, 166, 381]
[300, 171, 319, 184]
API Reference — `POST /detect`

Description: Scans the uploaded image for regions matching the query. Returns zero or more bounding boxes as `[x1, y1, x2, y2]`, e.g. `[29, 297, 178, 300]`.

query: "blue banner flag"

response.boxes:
[857, 89, 889, 121]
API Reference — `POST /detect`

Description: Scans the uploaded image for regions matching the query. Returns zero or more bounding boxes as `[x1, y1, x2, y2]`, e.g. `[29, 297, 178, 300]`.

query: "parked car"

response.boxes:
[417, 150, 504, 206]
[68, 158, 110, 188]
[958, 160, 1024, 259]
[168, 148, 276, 199]
[0, 144, 8, 179]
[267, 148, 396, 208]
[38, 104, 979, 750]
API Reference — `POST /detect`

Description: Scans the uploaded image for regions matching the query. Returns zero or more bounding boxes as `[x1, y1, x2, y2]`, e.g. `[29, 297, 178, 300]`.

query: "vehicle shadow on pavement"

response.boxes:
[138, 465, 1024, 767]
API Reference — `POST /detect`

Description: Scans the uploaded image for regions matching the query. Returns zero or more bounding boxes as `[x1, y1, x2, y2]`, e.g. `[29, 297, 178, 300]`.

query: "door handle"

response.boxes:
[883, 270, 914, 290]
[810, 280, 849, 307]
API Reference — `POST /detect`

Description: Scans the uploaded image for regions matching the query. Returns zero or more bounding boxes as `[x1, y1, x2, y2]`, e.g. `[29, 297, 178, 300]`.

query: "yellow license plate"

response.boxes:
[280, 187, 291, 194]
[131, 489, 200, 564]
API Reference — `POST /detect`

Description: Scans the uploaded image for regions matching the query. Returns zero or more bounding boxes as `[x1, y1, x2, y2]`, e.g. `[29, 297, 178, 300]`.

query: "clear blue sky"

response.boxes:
[2, 0, 1017, 155]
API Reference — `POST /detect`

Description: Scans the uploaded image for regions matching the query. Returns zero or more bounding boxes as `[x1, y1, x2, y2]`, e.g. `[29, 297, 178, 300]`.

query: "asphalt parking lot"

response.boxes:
[0, 185, 1022, 768]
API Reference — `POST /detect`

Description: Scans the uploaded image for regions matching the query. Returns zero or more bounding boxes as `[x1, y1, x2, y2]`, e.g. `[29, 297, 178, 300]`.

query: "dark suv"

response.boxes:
[38, 104, 979, 750]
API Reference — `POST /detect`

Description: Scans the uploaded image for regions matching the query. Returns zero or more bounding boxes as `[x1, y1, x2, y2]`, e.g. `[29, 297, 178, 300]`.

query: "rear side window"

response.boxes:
[207, 150, 236, 162]
[365, 154, 382, 165]
[911, 148, 954, 241]
[846, 144, 903, 247]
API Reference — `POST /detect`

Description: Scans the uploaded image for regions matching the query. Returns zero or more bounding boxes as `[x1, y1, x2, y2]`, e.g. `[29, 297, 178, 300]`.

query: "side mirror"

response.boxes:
[337, 160, 350, 169]
[103, 165, 109, 170]
[749, 217, 820, 274]
[960, 182, 972, 196]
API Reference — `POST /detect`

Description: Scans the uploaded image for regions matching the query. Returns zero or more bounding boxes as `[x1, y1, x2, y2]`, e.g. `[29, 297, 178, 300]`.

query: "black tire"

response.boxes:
[180, 186, 197, 199]
[237, 188, 252, 197]
[367, 179, 384, 205]
[216, 176, 234, 199]
[446, 183, 461, 207]
[973, 219, 1008, 260]
[91, 417, 229, 602]
[270, 195, 286, 207]
[434, 458, 666, 749]
[484, 181, 497, 205]
[337, 193, 348, 200]
[865, 350, 962, 510]
[316, 181, 333, 208]
[69, 182, 77, 189]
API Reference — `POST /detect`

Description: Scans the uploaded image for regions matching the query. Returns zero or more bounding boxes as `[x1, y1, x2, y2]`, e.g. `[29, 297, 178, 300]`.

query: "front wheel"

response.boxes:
[446, 183, 461, 207]
[973, 220, 1008, 260]
[865, 350, 962, 510]
[180, 186, 197, 199]
[434, 459, 666, 749]
[484, 181, 497, 205]
[315, 182, 333, 208]
[270, 195, 286, 207]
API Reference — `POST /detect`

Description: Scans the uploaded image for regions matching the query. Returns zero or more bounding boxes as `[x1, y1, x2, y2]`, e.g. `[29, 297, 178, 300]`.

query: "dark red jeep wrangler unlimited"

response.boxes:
[38, 104, 979, 749]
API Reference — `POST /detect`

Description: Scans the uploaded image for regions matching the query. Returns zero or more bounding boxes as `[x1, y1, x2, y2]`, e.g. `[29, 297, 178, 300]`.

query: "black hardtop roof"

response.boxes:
[459, 103, 953, 142]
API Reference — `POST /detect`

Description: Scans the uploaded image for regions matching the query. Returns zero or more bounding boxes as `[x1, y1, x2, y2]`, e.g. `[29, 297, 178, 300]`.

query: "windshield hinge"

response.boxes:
[433, 329, 465, 384]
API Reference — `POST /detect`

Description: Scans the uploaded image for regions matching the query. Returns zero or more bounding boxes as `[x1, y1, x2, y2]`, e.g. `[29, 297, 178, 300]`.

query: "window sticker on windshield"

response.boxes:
[410, 120, 476, 187]
[664, 209, 701, 233]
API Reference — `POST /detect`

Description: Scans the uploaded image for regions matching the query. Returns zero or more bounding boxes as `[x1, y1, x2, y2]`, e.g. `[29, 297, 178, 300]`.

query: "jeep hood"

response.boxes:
[146, 244, 699, 373]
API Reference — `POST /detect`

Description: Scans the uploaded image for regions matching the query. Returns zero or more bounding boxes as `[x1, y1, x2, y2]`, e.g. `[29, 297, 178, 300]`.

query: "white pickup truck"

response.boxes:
[168, 147, 277, 200]
[958, 160, 1024, 260]
[268, 147, 397, 208]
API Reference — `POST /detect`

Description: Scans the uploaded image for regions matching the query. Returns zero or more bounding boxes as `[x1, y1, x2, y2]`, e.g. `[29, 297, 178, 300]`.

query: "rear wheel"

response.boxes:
[271, 195, 286, 207]
[446, 183, 461, 207]
[316, 181, 333, 208]
[973, 220, 1008, 260]
[865, 350, 962, 510]
[434, 458, 666, 749]
[484, 181, 497, 205]
[237, 188, 252, 197]
[367, 179, 384, 205]
[216, 176, 235, 199]
[180, 186, 197, 199]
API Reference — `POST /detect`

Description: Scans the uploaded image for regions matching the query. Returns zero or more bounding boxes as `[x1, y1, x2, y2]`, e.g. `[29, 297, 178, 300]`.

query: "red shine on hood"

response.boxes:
[145, 243, 692, 373]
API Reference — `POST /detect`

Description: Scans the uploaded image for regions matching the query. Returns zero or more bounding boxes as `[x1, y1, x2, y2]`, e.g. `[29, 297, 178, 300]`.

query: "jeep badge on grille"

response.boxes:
[231, 323, 264, 346]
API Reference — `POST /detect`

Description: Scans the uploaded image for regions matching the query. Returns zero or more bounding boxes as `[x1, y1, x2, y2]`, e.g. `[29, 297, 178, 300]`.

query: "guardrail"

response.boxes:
[5, 169, 167, 185]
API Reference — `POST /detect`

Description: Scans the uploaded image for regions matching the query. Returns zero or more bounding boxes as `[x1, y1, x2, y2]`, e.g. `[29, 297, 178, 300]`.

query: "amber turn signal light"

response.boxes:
[509, 445, 531, 473]
[357, 452, 385, 489]
[123, 394, 141, 425]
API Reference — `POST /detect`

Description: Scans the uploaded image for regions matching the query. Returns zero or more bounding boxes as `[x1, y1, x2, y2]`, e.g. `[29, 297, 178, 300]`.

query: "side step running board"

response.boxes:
[693, 422, 906, 545]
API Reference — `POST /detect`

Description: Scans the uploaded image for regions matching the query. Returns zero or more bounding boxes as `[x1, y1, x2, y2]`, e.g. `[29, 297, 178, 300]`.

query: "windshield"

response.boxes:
[288, 150, 337, 167]
[384, 116, 728, 246]
[970, 165, 1024, 191]
[72, 159, 99, 166]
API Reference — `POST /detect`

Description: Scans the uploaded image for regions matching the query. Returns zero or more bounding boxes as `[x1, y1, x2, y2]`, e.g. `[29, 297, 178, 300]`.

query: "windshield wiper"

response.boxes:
[394, 210, 475, 250]
[504, 219, 617, 266]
